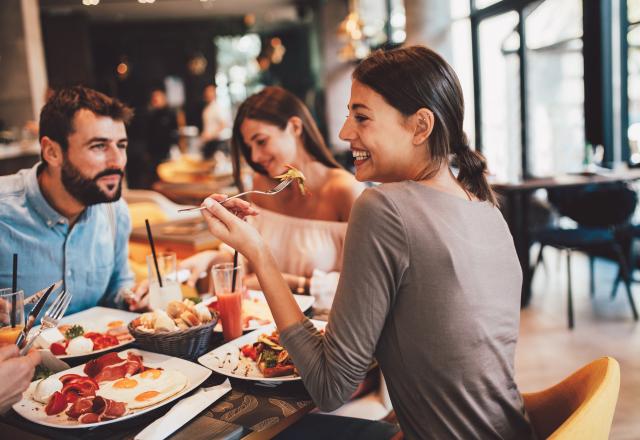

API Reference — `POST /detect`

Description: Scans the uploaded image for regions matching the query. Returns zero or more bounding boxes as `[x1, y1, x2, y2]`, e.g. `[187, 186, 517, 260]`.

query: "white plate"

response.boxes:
[198, 319, 327, 382]
[13, 348, 212, 429]
[33, 307, 139, 360]
[204, 290, 314, 333]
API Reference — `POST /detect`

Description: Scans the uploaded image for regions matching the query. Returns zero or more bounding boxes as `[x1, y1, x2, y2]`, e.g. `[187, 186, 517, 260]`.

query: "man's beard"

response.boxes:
[61, 159, 124, 206]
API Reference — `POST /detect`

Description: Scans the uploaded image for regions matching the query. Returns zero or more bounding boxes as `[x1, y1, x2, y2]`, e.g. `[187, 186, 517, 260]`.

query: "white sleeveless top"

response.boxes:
[249, 206, 347, 276]
[226, 207, 347, 311]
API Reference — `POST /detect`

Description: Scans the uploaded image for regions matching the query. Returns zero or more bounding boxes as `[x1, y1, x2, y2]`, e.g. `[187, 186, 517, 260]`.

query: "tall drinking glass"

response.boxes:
[146, 252, 182, 311]
[211, 263, 243, 341]
[0, 289, 24, 345]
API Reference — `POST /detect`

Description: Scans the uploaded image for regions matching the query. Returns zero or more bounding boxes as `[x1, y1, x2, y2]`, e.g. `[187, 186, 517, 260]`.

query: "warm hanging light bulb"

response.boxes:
[337, 0, 370, 61]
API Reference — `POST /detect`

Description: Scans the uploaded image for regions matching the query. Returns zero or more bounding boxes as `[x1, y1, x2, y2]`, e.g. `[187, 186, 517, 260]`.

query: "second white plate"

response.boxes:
[198, 319, 327, 382]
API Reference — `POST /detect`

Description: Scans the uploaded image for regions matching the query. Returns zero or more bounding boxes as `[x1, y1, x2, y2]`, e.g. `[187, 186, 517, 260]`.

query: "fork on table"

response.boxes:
[177, 179, 293, 213]
[19, 289, 72, 356]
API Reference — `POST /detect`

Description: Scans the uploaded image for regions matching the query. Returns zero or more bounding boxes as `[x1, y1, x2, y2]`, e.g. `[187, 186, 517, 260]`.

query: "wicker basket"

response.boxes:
[128, 315, 217, 359]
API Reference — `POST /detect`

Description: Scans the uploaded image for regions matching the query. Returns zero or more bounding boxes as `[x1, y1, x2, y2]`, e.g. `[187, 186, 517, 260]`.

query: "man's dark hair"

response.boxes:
[39, 86, 133, 165]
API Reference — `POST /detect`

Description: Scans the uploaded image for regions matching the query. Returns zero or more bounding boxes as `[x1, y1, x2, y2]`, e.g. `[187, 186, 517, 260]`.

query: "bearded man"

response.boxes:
[0, 86, 140, 314]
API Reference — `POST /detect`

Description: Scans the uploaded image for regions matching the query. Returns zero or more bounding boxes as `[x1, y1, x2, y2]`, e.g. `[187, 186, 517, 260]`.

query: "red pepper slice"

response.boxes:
[45, 391, 68, 415]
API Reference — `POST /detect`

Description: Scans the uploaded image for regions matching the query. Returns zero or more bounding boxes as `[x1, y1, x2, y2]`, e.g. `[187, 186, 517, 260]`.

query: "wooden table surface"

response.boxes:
[1, 330, 316, 439]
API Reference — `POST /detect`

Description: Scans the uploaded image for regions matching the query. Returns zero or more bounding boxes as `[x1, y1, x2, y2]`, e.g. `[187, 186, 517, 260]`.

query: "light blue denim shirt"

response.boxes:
[0, 163, 134, 315]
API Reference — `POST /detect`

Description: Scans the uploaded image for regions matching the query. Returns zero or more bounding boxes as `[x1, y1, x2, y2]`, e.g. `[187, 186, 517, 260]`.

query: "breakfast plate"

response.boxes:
[31, 307, 139, 360]
[198, 319, 327, 382]
[13, 348, 212, 429]
[204, 290, 314, 333]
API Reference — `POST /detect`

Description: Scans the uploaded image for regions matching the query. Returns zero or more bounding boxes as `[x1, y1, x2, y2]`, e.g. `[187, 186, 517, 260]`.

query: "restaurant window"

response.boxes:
[449, 1, 474, 148]
[478, 11, 521, 181]
[475, 0, 502, 9]
[628, 1, 640, 163]
[525, 0, 584, 176]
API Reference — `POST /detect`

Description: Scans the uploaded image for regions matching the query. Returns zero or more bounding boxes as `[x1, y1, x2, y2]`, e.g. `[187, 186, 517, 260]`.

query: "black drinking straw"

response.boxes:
[231, 251, 239, 292]
[11, 254, 17, 328]
[145, 219, 163, 288]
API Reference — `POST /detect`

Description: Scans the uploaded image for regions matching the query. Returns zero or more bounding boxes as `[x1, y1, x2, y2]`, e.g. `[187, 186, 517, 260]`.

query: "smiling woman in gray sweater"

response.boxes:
[200, 45, 534, 439]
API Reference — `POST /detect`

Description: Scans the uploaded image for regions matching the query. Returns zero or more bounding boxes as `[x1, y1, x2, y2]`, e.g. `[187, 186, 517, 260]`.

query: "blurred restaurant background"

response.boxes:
[1, 0, 640, 437]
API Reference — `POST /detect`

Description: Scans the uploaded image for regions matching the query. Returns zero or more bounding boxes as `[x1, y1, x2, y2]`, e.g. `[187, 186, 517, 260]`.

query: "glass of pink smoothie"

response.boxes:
[211, 263, 243, 341]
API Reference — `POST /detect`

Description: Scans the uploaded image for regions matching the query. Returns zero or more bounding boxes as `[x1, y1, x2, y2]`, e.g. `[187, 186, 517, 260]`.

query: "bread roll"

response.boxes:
[166, 301, 187, 319]
[180, 310, 200, 327]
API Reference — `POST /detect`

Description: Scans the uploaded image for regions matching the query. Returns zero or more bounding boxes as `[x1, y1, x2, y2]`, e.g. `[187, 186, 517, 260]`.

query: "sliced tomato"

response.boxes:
[50, 342, 67, 355]
[92, 335, 119, 350]
[241, 344, 258, 361]
[45, 391, 68, 415]
[83, 332, 102, 341]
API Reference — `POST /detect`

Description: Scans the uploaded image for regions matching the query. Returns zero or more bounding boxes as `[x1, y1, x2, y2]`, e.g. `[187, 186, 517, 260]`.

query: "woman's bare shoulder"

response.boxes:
[324, 169, 366, 220]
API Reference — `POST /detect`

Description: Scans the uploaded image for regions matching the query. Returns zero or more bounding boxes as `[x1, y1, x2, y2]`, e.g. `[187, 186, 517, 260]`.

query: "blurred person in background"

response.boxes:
[200, 84, 231, 159]
[146, 88, 178, 181]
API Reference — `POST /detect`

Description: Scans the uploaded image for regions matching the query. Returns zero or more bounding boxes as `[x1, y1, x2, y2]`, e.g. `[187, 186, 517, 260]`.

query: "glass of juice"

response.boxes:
[146, 252, 182, 311]
[0, 289, 24, 346]
[211, 263, 243, 341]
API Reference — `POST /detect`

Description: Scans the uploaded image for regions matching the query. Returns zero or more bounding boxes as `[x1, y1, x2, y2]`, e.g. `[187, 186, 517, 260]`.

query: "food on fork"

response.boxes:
[274, 164, 309, 196]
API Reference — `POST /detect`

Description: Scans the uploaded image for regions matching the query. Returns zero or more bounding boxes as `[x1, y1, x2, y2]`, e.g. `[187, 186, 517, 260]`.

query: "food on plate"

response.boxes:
[32, 351, 187, 424]
[240, 331, 296, 378]
[274, 164, 309, 196]
[131, 299, 213, 333]
[98, 368, 187, 409]
[35, 320, 133, 356]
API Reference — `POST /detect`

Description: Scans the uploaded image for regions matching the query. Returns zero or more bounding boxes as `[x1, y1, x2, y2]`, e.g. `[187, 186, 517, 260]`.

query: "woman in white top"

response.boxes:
[181, 86, 364, 308]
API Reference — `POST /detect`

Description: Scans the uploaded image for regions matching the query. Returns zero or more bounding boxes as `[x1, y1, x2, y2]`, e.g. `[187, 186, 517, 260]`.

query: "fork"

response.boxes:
[19, 289, 72, 356]
[177, 178, 293, 213]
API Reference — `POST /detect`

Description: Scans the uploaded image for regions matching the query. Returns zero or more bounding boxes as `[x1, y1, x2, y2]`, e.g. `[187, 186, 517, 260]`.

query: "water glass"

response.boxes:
[146, 252, 182, 311]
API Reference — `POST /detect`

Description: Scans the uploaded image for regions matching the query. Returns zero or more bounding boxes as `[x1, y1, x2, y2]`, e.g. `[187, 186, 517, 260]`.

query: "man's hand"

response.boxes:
[124, 280, 150, 312]
[179, 250, 217, 288]
[0, 345, 40, 414]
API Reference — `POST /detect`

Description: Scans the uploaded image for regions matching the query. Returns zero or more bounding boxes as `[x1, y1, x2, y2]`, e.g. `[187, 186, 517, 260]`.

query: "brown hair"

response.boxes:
[231, 86, 341, 191]
[39, 86, 133, 166]
[353, 46, 497, 205]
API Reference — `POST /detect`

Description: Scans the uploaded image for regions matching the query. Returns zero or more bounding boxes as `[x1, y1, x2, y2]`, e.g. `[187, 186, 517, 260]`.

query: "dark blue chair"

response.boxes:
[532, 182, 639, 328]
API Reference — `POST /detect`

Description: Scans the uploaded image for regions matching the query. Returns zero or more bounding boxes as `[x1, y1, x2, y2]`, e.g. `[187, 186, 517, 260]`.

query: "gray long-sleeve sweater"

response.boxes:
[280, 181, 534, 439]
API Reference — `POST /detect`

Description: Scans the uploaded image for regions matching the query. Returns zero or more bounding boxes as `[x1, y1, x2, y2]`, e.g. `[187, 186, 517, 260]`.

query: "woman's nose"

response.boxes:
[339, 117, 355, 141]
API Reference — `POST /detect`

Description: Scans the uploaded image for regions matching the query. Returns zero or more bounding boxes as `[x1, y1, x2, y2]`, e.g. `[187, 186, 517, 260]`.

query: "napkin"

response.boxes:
[134, 379, 232, 440]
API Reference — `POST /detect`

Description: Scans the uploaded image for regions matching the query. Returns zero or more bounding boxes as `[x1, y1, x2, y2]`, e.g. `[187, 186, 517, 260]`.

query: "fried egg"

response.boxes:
[97, 369, 187, 409]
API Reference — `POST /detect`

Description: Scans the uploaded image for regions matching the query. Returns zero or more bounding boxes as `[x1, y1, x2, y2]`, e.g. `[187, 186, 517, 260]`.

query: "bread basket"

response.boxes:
[128, 313, 218, 359]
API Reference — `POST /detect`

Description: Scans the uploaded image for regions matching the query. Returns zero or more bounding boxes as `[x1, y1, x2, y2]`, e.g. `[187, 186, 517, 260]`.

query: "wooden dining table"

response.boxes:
[1, 375, 314, 440]
[0, 316, 318, 439]
[491, 167, 640, 307]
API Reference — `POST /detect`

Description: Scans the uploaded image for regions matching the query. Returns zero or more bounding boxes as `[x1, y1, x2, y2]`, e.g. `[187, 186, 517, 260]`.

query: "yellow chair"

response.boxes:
[522, 357, 620, 439]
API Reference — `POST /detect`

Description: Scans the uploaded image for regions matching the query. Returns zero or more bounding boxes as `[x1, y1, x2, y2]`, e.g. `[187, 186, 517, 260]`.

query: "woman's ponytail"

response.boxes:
[454, 135, 497, 206]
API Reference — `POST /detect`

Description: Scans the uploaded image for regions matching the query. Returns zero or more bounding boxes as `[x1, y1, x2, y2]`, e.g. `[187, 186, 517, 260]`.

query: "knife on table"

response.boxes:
[15, 281, 61, 349]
